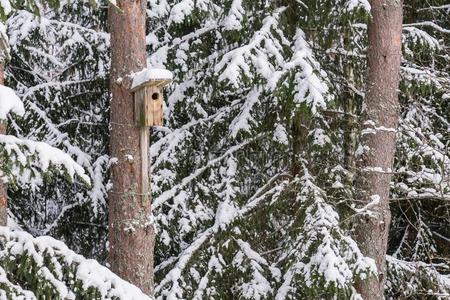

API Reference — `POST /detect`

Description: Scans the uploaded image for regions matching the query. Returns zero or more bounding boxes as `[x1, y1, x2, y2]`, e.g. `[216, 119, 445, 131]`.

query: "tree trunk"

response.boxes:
[108, 1, 154, 295]
[0, 62, 7, 226]
[343, 63, 358, 185]
[354, 1, 403, 299]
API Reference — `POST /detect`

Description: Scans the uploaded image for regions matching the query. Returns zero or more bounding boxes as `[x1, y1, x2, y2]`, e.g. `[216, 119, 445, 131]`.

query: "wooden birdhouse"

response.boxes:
[131, 68, 173, 127]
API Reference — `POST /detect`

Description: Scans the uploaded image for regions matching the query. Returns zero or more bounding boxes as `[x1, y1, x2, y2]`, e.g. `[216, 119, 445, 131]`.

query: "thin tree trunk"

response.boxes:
[354, 1, 403, 299]
[0, 62, 7, 226]
[108, 1, 154, 295]
[343, 63, 358, 185]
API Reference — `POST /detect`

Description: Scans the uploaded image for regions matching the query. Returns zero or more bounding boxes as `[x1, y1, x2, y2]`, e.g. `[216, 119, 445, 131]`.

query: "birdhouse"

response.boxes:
[131, 68, 173, 127]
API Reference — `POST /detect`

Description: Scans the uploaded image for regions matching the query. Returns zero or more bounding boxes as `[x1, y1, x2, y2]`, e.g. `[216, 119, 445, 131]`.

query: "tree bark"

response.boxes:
[108, 1, 154, 295]
[354, 1, 403, 299]
[0, 62, 7, 226]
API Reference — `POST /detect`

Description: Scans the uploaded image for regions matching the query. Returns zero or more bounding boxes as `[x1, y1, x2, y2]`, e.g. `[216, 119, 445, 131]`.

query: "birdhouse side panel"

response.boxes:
[134, 89, 147, 127]
[152, 87, 163, 126]
[145, 87, 154, 126]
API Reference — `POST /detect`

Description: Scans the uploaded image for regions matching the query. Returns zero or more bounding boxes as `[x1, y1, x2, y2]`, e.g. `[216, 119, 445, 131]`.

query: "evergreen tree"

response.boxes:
[147, 0, 450, 298]
[5, 0, 110, 259]
[0, 0, 448, 298]
[148, 0, 376, 298]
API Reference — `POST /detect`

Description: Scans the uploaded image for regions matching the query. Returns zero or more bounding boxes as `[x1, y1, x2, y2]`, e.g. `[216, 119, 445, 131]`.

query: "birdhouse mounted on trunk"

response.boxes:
[131, 68, 173, 127]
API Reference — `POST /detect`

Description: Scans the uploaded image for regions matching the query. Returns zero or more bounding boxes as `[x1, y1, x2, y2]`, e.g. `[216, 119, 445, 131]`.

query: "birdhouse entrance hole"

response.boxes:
[152, 92, 159, 100]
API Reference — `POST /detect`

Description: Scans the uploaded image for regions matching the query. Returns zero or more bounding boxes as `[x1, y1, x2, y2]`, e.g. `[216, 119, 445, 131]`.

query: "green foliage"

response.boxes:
[1, 0, 448, 298]
[0, 227, 152, 299]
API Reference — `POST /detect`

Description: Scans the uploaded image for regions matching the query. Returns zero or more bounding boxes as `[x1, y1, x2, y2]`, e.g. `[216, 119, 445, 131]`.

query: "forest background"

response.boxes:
[0, 0, 448, 299]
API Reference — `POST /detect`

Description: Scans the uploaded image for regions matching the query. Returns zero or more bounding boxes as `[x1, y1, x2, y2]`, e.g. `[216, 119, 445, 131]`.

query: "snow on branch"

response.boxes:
[0, 265, 36, 298]
[403, 22, 450, 34]
[222, 0, 244, 31]
[0, 227, 152, 299]
[0, 85, 24, 119]
[275, 171, 376, 297]
[0, 83, 90, 186]
[0, 134, 90, 186]
[418, 4, 450, 11]
[153, 135, 264, 209]
[232, 239, 277, 298]
[155, 173, 287, 298]
[387, 255, 450, 298]
[268, 29, 329, 114]
[215, 9, 285, 87]
[168, 0, 210, 25]
[289, 30, 328, 114]
[345, 0, 371, 12]
[6, 7, 110, 213]
[229, 88, 260, 138]
[403, 26, 441, 50]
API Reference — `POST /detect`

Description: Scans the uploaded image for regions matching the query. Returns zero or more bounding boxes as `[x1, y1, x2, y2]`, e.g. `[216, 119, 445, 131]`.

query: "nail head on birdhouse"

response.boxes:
[131, 68, 173, 127]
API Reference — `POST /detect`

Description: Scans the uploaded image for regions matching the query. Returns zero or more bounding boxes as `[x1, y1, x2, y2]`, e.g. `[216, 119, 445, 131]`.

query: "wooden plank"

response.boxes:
[140, 126, 149, 203]
[134, 89, 147, 127]
[145, 87, 151, 126]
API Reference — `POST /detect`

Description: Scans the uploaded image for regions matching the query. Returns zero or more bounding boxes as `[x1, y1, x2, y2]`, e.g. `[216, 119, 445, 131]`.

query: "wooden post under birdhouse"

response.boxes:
[131, 70, 172, 203]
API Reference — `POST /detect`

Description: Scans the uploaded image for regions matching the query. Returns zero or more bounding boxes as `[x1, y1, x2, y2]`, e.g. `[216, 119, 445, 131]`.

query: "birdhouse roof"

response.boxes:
[131, 68, 173, 91]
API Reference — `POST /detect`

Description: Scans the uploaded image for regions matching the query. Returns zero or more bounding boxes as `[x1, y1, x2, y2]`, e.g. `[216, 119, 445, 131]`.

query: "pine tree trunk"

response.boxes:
[0, 62, 7, 226]
[108, 1, 154, 295]
[354, 1, 403, 299]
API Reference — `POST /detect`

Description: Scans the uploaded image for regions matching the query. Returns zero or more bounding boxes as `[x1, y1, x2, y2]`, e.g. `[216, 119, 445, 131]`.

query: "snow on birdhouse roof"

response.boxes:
[131, 68, 173, 91]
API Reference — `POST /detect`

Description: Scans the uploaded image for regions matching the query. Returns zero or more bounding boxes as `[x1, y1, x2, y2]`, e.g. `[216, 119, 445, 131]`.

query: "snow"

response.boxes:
[362, 120, 397, 135]
[363, 167, 392, 173]
[0, 265, 36, 299]
[272, 172, 377, 296]
[215, 10, 284, 87]
[131, 68, 173, 89]
[229, 88, 260, 137]
[0, 1, 11, 16]
[0, 227, 152, 299]
[403, 27, 440, 50]
[345, 0, 371, 12]
[0, 134, 91, 185]
[290, 30, 328, 114]
[0, 21, 10, 61]
[223, 0, 244, 31]
[215, 200, 237, 226]
[352, 194, 380, 217]
[273, 124, 288, 145]
[168, 0, 209, 25]
[2, 0, 446, 298]
[169, 0, 195, 24]
[312, 128, 331, 146]
[0, 85, 24, 119]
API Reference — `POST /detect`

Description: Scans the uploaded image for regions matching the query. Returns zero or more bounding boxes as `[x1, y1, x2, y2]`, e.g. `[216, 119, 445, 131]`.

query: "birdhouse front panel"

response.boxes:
[134, 85, 164, 127]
